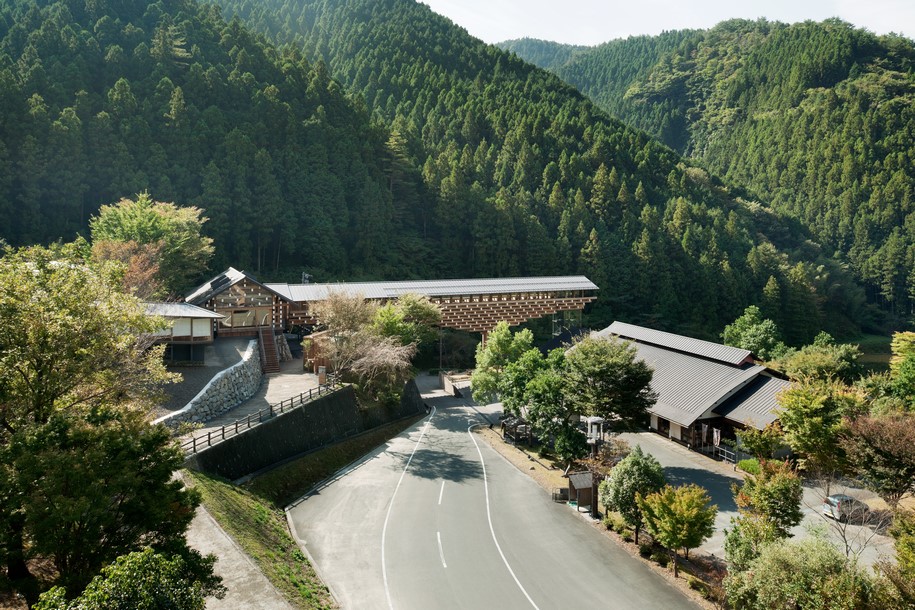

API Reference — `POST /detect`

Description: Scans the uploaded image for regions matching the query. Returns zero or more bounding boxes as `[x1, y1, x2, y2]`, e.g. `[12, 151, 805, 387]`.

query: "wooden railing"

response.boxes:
[181, 378, 342, 454]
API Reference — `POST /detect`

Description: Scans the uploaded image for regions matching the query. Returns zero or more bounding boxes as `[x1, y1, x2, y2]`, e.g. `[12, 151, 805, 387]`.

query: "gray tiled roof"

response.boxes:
[265, 276, 598, 302]
[603, 321, 752, 366]
[144, 302, 224, 319]
[713, 375, 791, 430]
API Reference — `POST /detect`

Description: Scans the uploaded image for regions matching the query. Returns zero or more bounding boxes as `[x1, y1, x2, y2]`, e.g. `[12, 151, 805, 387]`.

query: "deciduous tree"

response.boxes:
[724, 536, 877, 610]
[841, 414, 915, 510]
[471, 322, 534, 404]
[89, 192, 214, 296]
[34, 547, 224, 610]
[564, 335, 656, 431]
[638, 484, 717, 575]
[722, 305, 788, 361]
[733, 460, 803, 537]
[598, 446, 666, 544]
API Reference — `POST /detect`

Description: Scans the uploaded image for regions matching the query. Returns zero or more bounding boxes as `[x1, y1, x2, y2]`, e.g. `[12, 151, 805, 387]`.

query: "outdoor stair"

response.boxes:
[258, 327, 281, 373]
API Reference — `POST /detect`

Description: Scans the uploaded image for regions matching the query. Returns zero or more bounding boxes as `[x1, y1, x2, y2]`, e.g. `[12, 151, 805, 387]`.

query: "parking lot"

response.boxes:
[617, 431, 896, 566]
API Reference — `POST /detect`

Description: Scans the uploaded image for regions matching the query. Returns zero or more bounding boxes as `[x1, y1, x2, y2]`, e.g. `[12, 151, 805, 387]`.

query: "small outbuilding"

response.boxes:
[567, 471, 593, 513]
[145, 302, 224, 363]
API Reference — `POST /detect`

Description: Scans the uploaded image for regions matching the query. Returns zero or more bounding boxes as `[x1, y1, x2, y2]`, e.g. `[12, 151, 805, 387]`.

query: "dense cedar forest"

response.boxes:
[0, 0, 882, 343]
[213, 0, 880, 343]
[500, 20, 915, 321]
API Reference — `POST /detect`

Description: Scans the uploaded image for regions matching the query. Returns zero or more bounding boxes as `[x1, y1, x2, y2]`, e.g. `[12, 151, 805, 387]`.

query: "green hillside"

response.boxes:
[0, 0, 875, 341]
[505, 20, 915, 321]
[498, 38, 590, 71]
[213, 0, 872, 341]
[0, 0, 428, 279]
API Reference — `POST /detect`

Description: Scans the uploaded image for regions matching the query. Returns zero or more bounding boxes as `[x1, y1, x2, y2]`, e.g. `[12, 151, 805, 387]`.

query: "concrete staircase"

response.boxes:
[258, 327, 281, 374]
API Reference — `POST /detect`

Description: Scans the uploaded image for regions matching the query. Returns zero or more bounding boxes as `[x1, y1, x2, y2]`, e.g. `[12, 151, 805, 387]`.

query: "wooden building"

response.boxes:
[144, 302, 224, 363]
[185, 268, 599, 336]
[593, 322, 791, 457]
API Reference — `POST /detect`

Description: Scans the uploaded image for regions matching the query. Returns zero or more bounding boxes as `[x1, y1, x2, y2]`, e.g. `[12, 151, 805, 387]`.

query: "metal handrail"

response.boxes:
[181, 379, 343, 454]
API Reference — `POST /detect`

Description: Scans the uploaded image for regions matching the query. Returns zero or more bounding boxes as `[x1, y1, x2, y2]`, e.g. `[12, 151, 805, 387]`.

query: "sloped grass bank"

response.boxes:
[246, 414, 424, 508]
[185, 471, 335, 609]
[184, 414, 422, 609]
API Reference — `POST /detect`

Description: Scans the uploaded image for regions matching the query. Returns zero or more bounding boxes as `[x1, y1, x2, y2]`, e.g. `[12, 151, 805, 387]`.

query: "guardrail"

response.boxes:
[181, 379, 342, 454]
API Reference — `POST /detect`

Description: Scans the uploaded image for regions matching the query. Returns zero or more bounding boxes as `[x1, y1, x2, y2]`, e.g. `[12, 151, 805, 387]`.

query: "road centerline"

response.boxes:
[468, 423, 541, 610]
[438, 480, 445, 505]
[381, 406, 436, 610]
[437, 531, 447, 568]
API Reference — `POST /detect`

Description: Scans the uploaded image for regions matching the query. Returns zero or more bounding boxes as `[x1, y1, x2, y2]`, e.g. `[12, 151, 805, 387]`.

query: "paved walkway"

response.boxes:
[185, 506, 291, 610]
[180, 357, 321, 610]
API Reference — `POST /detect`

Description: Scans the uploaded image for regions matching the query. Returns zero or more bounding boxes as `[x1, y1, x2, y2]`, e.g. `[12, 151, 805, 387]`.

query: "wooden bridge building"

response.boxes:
[185, 268, 598, 336]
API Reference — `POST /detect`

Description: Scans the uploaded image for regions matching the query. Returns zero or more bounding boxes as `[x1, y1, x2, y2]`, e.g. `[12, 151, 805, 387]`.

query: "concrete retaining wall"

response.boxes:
[185, 380, 425, 481]
[154, 340, 262, 428]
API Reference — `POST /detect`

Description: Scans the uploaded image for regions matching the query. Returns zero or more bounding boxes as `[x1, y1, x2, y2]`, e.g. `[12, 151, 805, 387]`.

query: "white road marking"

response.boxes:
[438, 480, 445, 505]
[437, 531, 447, 568]
[468, 424, 541, 610]
[381, 406, 436, 610]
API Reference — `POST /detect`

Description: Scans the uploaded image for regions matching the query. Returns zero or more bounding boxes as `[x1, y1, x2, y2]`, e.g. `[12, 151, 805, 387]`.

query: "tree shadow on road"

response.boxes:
[662, 466, 738, 513]
[385, 447, 483, 483]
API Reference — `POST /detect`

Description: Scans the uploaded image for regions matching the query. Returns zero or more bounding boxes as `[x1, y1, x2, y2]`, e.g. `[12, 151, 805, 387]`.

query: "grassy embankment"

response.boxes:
[185, 414, 423, 609]
[851, 334, 893, 372]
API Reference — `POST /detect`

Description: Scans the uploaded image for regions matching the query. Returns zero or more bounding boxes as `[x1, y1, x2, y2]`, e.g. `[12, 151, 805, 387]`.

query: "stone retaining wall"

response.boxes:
[154, 340, 262, 428]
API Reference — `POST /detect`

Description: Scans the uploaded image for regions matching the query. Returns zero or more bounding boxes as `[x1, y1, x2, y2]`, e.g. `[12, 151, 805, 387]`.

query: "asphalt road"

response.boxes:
[287, 389, 697, 610]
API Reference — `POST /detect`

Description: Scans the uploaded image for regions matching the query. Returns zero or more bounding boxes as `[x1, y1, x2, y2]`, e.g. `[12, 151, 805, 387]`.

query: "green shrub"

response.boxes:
[638, 541, 653, 557]
[621, 530, 634, 543]
[651, 551, 670, 567]
[687, 575, 710, 597]
[603, 512, 627, 533]
[737, 458, 761, 475]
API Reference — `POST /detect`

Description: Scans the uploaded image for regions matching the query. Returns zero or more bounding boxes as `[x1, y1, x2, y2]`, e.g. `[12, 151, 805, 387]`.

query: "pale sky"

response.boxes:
[421, 0, 915, 46]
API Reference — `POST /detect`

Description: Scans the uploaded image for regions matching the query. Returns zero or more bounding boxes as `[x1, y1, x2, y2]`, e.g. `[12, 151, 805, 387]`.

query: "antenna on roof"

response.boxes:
[301, 272, 313, 284]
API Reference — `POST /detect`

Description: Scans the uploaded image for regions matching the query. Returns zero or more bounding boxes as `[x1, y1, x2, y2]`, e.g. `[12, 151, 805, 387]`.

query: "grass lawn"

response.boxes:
[184, 413, 423, 609]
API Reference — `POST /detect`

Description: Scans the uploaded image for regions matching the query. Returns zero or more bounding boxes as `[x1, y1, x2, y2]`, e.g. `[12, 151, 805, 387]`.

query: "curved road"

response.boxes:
[287, 389, 697, 609]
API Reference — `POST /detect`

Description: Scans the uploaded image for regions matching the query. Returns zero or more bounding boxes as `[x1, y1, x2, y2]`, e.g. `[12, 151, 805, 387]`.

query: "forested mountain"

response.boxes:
[503, 20, 915, 320]
[212, 0, 874, 342]
[0, 0, 874, 342]
[0, 0, 423, 277]
[498, 38, 589, 71]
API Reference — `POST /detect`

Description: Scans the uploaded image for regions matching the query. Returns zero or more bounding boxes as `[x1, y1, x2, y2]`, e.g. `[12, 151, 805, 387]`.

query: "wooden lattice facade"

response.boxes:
[431, 292, 596, 333]
[187, 269, 598, 336]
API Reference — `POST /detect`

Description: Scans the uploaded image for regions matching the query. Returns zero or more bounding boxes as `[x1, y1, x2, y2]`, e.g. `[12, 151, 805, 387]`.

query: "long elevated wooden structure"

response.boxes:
[186, 269, 598, 335]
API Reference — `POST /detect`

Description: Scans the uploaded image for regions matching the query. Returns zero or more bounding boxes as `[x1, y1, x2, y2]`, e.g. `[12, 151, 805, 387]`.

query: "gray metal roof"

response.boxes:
[603, 321, 752, 366]
[265, 276, 598, 302]
[144, 302, 224, 319]
[593, 326, 764, 428]
[185, 267, 289, 305]
[713, 375, 791, 430]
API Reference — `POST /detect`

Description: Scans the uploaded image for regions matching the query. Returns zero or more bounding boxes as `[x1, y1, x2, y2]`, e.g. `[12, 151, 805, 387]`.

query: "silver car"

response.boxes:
[823, 494, 869, 522]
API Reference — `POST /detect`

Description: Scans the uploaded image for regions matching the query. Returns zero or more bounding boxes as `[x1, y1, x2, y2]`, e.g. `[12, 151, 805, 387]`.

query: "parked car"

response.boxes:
[823, 494, 869, 522]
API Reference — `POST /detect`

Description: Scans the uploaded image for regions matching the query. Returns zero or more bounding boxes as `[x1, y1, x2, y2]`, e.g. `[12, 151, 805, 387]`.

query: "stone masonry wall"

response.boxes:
[154, 340, 262, 428]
